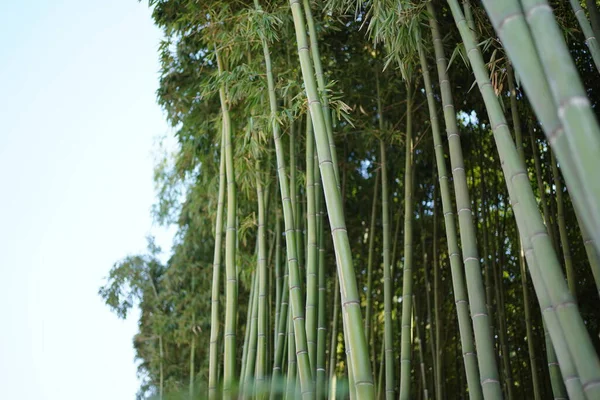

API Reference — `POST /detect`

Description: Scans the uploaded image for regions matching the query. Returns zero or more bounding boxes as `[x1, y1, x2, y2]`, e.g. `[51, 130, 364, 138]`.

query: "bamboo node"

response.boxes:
[480, 378, 500, 385]
[583, 379, 600, 390]
[496, 12, 522, 33]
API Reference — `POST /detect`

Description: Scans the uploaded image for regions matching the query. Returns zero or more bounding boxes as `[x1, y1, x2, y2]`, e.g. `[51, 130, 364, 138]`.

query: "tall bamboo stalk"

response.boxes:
[256, 161, 268, 397]
[316, 177, 327, 397]
[327, 278, 340, 400]
[364, 169, 379, 377]
[215, 47, 238, 400]
[243, 271, 259, 398]
[289, 2, 375, 397]
[376, 73, 394, 400]
[508, 66, 541, 400]
[302, 0, 339, 186]
[306, 114, 318, 375]
[430, 3, 502, 394]
[208, 126, 227, 399]
[417, 25, 482, 398]
[398, 84, 413, 400]
[432, 184, 442, 400]
[506, 182, 584, 400]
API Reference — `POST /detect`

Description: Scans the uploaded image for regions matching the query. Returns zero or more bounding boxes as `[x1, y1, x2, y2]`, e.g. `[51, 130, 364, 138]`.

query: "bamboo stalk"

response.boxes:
[569, 0, 600, 72]
[256, 161, 268, 398]
[398, 83, 414, 400]
[306, 113, 318, 376]
[417, 24, 483, 398]
[289, 2, 375, 397]
[215, 47, 238, 400]
[209, 126, 227, 399]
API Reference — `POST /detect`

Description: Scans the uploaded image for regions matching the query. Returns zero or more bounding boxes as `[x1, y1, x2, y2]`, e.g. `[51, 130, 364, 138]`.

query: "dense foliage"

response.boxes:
[100, 0, 600, 399]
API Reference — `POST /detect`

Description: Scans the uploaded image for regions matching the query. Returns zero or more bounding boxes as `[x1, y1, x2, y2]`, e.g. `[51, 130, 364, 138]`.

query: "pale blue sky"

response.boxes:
[0, 1, 174, 399]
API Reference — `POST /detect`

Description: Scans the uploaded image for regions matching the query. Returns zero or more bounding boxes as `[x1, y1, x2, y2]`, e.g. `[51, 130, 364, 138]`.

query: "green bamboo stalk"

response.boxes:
[528, 126, 557, 246]
[241, 272, 256, 389]
[274, 204, 283, 355]
[208, 124, 227, 399]
[270, 264, 289, 398]
[421, 214, 435, 400]
[586, 0, 600, 41]
[376, 73, 394, 400]
[525, 138, 566, 398]
[506, 182, 584, 400]
[364, 169, 379, 375]
[243, 271, 260, 398]
[290, 115, 300, 272]
[314, 119, 328, 398]
[398, 84, 413, 400]
[289, 2, 374, 398]
[286, 310, 298, 400]
[574, 208, 600, 298]
[413, 296, 428, 400]
[306, 113, 318, 376]
[430, 3, 502, 393]
[158, 336, 164, 400]
[256, 161, 268, 397]
[327, 278, 340, 400]
[543, 320, 568, 400]
[391, 193, 402, 278]
[463, 0, 475, 33]
[520, 257, 541, 400]
[432, 184, 443, 400]
[507, 66, 541, 400]
[478, 147, 495, 339]
[380, 138, 394, 400]
[492, 249, 512, 399]
[417, 27, 482, 399]
[215, 47, 238, 400]
[302, 0, 339, 186]
[451, 1, 600, 397]
[569, 0, 600, 72]
[550, 151, 576, 298]
[255, 4, 313, 396]
[189, 315, 195, 400]
[377, 332, 384, 399]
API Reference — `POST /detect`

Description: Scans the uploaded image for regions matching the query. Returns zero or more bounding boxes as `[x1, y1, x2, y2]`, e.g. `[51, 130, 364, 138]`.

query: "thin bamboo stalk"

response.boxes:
[417, 27, 482, 398]
[209, 127, 227, 399]
[398, 84, 414, 400]
[364, 169, 380, 376]
[377, 73, 395, 400]
[508, 67, 541, 400]
[550, 151, 576, 298]
[216, 48, 238, 400]
[256, 161, 268, 398]
[243, 272, 259, 398]
[306, 114, 318, 375]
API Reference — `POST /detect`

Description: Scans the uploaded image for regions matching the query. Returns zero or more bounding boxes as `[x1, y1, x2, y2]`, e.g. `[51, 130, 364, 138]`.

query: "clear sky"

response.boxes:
[0, 1, 174, 399]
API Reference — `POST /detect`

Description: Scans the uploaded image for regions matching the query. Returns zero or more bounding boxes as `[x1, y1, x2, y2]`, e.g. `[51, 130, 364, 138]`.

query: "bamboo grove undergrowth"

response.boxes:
[100, 0, 600, 399]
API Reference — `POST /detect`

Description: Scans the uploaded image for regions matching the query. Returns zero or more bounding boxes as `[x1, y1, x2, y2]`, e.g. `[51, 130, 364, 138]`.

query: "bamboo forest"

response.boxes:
[99, 0, 600, 399]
